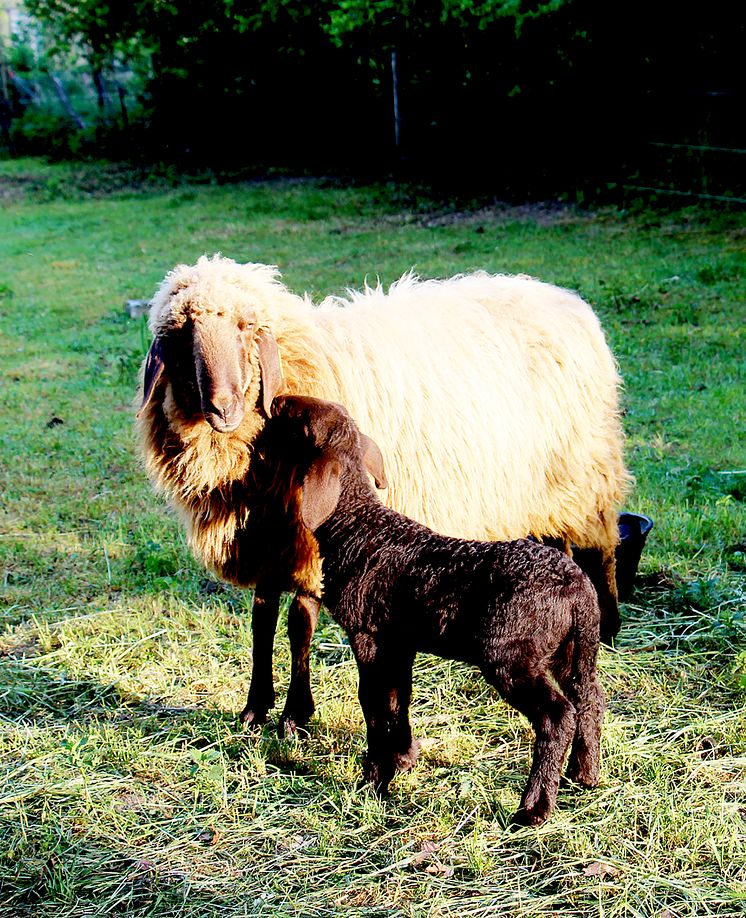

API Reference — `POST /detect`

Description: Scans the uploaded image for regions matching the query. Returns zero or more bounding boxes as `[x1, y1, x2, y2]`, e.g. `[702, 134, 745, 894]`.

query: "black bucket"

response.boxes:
[615, 512, 654, 601]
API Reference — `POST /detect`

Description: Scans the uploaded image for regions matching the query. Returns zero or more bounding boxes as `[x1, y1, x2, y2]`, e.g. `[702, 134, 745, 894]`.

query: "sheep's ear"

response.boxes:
[256, 328, 284, 418]
[137, 338, 165, 417]
[360, 433, 388, 489]
[301, 455, 342, 531]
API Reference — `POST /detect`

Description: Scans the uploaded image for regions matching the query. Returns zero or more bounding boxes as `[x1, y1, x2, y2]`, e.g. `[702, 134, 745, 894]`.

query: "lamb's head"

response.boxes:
[270, 396, 387, 531]
[139, 256, 284, 433]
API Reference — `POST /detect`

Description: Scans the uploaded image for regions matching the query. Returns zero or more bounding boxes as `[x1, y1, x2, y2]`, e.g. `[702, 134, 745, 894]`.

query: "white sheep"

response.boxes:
[137, 255, 629, 734]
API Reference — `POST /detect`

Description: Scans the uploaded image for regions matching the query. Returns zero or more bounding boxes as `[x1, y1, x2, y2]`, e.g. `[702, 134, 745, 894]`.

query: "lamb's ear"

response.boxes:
[360, 433, 388, 489]
[137, 338, 165, 417]
[255, 327, 284, 418]
[301, 455, 342, 531]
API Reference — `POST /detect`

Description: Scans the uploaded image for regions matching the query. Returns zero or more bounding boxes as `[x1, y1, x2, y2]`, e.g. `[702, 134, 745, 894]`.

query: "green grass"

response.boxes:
[1, 158, 744, 917]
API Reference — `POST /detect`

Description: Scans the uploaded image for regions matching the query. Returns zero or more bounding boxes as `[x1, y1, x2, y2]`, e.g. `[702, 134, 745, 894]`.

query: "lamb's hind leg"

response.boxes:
[279, 592, 320, 737]
[240, 586, 282, 728]
[562, 596, 605, 787]
[564, 670, 604, 788]
[486, 663, 577, 826]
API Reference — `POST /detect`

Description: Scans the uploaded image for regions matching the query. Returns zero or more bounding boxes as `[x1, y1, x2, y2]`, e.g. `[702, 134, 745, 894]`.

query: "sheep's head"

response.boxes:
[270, 396, 387, 530]
[138, 258, 284, 433]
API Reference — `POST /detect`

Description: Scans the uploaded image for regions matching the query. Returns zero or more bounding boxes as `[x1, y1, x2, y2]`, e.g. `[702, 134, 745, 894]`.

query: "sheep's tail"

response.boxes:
[564, 577, 605, 787]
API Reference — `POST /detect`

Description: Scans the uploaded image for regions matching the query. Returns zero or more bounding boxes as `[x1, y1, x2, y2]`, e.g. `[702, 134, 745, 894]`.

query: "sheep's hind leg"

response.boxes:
[572, 546, 620, 645]
[279, 593, 320, 737]
[486, 664, 576, 826]
[240, 586, 281, 728]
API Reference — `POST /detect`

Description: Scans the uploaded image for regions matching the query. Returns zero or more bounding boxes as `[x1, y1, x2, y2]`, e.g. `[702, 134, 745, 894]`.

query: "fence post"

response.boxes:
[49, 72, 86, 129]
[391, 48, 400, 150]
[117, 84, 129, 128]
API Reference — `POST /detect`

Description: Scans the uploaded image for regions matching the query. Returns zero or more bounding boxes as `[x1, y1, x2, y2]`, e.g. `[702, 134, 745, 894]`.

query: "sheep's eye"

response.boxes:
[237, 318, 255, 333]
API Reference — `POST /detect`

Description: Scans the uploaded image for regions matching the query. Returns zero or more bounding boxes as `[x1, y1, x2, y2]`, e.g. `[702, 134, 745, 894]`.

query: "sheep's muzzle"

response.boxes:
[202, 389, 245, 433]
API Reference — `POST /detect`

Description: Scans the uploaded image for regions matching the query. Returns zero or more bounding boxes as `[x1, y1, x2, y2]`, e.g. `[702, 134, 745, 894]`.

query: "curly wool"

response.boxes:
[138, 255, 630, 596]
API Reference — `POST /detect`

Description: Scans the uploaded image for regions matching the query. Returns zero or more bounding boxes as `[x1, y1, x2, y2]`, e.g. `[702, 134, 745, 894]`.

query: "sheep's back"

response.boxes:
[306, 273, 628, 548]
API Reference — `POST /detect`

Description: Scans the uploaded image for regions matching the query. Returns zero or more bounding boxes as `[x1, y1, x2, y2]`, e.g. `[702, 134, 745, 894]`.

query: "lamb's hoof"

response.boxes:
[394, 739, 420, 773]
[356, 776, 388, 797]
[362, 759, 393, 796]
[358, 776, 390, 798]
[564, 764, 600, 789]
[510, 805, 550, 828]
[239, 705, 270, 730]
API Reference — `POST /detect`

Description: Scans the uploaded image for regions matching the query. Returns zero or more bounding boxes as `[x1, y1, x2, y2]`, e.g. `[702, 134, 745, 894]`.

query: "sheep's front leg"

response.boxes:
[279, 592, 320, 737]
[240, 586, 282, 728]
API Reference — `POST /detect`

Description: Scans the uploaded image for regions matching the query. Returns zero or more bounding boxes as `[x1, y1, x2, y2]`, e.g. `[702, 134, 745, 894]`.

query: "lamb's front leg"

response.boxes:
[389, 651, 419, 773]
[355, 647, 417, 794]
[356, 659, 399, 794]
[240, 586, 282, 728]
[279, 592, 320, 737]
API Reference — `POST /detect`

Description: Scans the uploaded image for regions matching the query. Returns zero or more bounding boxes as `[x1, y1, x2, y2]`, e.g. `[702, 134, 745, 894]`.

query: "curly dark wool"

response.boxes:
[265, 396, 605, 826]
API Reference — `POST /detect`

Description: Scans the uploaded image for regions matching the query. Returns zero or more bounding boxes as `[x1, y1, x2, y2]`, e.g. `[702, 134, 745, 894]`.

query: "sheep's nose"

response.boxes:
[210, 392, 236, 420]
[204, 391, 243, 431]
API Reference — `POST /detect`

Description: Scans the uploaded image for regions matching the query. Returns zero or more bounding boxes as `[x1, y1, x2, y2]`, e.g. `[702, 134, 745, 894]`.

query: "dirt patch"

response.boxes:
[0, 172, 43, 204]
[417, 200, 592, 228]
[0, 163, 181, 203]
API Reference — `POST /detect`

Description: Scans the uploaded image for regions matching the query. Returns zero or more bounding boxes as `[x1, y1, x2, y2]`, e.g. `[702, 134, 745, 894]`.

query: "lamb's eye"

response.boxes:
[237, 318, 255, 333]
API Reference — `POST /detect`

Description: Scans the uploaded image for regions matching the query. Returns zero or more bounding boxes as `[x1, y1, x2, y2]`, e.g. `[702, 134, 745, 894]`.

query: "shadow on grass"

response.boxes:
[0, 659, 209, 726]
[0, 654, 363, 781]
[0, 660, 400, 917]
[619, 569, 746, 659]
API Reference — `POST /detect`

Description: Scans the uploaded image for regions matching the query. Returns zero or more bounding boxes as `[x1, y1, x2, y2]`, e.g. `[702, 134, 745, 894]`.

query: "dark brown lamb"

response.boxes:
[264, 395, 606, 826]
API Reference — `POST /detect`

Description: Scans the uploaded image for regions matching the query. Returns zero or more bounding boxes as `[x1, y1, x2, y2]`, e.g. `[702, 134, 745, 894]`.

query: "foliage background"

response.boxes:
[3, 1, 745, 200]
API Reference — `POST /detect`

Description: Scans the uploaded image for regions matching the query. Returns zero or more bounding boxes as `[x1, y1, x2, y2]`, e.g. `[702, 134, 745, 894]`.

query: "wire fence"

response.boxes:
[2, 61, 745, 206]
[622, 141, 746, 205]
[3, 63, 132, 128]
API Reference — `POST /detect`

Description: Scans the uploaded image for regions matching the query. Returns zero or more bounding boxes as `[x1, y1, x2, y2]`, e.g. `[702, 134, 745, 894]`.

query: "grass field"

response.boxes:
[1, 159, 744, 917]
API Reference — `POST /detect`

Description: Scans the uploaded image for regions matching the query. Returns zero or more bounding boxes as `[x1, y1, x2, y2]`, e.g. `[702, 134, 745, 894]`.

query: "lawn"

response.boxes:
[0, 159, 744, 917]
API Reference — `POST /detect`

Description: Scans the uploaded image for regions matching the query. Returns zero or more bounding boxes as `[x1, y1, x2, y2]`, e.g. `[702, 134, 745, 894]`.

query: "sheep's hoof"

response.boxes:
[394, 740, 420, 773]
[239, 705, 270, 729]
[277, 715, 311, 739]
[599, 615, 621, 646]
